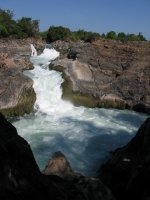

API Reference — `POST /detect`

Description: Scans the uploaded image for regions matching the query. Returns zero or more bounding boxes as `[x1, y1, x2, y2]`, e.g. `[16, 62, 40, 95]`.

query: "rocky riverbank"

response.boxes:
[0, 112, 114, 200]
[98, 117, 150, 200]
[0, 37, 150, 199]
[0, 112, 150, 199]
[50, 39, 150, 113]
[0, 37, 45, 116]
[1, 38, 150, 116]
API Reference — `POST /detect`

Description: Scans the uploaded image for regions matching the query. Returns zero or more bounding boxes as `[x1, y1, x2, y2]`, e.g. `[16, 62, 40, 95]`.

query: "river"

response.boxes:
[12, 46, 148, 177]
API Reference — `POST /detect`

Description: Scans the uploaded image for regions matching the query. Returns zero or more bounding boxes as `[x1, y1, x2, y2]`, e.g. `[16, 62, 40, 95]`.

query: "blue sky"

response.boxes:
[1, 0, 150, 40]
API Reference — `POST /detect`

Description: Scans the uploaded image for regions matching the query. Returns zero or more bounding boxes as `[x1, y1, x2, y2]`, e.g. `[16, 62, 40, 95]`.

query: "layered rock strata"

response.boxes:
[0, 38, 45, 116]
[50, 40, 150, 113]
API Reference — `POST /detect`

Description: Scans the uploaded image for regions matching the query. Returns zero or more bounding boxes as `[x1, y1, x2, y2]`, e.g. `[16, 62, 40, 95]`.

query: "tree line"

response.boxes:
[0, 8, 147, 42]
[0, 9, 39, 38]
[43, 27, 147, 42]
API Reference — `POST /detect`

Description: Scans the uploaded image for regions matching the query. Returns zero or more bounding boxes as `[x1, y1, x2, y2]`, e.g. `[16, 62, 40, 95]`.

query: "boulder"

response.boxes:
[50, 39, 150, 113]
[43, 151, 115, 200]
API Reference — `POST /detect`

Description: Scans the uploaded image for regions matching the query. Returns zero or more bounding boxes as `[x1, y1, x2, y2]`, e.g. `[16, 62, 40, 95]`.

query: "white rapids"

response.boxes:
[30, 44, 37, 56]
[12, 46, 148, 177]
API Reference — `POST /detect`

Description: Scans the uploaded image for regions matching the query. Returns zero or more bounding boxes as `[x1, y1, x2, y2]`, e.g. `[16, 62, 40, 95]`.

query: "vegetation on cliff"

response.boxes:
[0, 8, 147, 42]
[45, 26, 147, 43]
[0, 8, 39, 38]
[46, 26, 101, 43]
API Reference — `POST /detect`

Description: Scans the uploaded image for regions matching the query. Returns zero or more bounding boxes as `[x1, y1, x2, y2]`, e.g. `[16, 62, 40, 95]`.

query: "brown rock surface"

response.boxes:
[42, 151, 115, 200]
[51, 39, 150, 113]
[0, 38, 45, 116]
[98, 117, 150, 200]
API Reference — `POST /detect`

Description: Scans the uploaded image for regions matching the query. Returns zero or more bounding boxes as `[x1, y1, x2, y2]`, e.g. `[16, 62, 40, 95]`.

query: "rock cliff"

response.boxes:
[0, 38, 44, 116]
[0, 112, 114, 200]
[98, 117, 150, 200]
[50, 39, 150, 113]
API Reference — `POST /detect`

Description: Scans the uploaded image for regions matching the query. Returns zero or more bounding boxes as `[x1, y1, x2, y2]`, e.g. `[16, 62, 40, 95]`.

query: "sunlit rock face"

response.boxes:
[98, 117, 150, 200]
[0, 38, 45, 116]
[51, 40, 150, 113]
[0, 59, 36, 116]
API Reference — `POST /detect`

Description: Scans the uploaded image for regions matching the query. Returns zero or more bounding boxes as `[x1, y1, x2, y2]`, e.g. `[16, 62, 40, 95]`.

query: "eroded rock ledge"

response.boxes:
[50, 39, 150, 113]
[0, 38, 45, 116]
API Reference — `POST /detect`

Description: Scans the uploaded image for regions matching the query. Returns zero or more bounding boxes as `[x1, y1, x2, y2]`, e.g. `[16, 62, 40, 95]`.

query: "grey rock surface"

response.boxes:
[51, 39, 150, 113]
[0, 38, 45, 116]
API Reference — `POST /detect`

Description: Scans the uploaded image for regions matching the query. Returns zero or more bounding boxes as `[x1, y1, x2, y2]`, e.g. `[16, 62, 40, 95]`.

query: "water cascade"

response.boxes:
[12, 45, 148, 177]
[30, 44, 37, 56]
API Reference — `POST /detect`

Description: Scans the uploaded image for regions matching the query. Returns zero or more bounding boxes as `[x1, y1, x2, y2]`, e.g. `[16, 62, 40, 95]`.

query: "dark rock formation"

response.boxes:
[50, 39, 150, 113]
[0, 112, 114, 200]
[98, 117, 150, 200]
[0, 38, 45, 116]
[43, 151, 115, 200]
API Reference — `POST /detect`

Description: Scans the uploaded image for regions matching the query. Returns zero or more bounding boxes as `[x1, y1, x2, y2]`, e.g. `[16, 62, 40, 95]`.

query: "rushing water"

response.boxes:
[12, 47, 148, 177]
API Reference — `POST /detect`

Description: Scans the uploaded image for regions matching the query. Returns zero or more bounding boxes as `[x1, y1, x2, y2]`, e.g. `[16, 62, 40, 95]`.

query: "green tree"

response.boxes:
[0, 8, 15, 37]
[137, 32, 146, 41]
[106, 31, 117, 39]
[17, 17, 39, 37]
[74, 29, 86, 40]
[118, 32, 126, 40]
[101, 33, 106, 38]
[126, 34, 137, 41]
[39, 30, 48, 40]
[74, 29, 100, 42]
[0, 8, 39, 38]
[47, 26, 73, 42]
[85, 32, 100, 42]
[0, 23, 8, 37]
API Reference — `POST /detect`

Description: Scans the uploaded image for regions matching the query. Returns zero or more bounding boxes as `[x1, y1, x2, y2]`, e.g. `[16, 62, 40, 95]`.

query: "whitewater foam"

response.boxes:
[12, 46, 148, 177]
[30, 44, 37, 56]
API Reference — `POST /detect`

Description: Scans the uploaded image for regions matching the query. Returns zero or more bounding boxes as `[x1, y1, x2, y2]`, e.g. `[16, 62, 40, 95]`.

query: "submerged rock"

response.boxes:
[50, 39, 150, 113]
[98, 117, 150, 200]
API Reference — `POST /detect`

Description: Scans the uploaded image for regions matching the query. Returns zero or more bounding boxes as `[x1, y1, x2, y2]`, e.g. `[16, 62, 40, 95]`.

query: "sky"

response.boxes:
[1, 0, 150, 40]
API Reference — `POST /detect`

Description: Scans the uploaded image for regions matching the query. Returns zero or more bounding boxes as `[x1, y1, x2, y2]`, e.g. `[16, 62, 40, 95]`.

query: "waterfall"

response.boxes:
[30, 44, 37, 56]
[12, 45, 148, 177]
